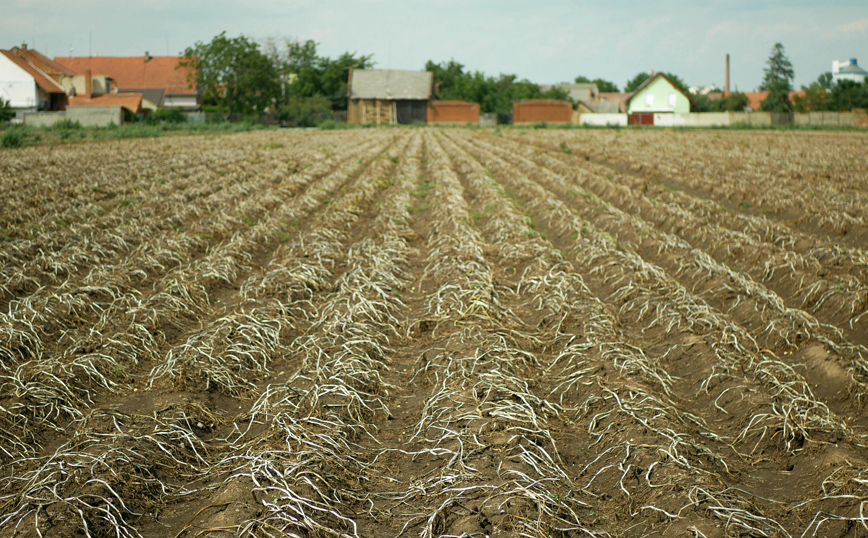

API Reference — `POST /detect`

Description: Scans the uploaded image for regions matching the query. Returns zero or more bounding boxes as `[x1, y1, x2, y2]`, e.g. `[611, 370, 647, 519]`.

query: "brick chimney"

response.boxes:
[21, 43, 27, 50]
[85, 68, 92, 100]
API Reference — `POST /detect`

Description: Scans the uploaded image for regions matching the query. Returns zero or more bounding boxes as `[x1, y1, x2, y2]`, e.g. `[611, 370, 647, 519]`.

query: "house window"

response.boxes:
[668, 92, 676, 108]
[645, 93, 654, 107]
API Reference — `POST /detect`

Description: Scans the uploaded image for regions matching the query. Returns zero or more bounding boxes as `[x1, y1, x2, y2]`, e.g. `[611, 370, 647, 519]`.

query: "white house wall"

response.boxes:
[0, 54, 39, 109]
[163, 94, 198, 108]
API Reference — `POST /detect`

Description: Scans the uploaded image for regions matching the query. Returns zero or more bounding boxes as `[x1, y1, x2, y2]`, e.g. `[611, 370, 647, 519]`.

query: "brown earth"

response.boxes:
[0, 128, 867, 538]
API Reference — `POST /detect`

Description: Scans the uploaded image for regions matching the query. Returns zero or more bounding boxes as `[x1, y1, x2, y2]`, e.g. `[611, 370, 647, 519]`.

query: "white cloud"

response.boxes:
[838, 18, 868, 34]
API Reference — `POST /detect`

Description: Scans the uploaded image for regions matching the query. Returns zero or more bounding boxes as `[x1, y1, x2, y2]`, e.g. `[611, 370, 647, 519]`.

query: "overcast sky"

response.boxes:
[4, 0, 866, 92]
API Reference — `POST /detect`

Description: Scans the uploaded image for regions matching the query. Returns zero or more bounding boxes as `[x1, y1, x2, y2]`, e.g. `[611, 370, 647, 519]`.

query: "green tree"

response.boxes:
[624, 72, 651, 93]
[624, 71, 688, 94]
[759, 43, 794, 112]
[180, 32, 280, 115]
[715, 92, 749, 112]
[691, 93, 714, 112]
[425, 60, 572, 122]
[829, 79, 868, 111]
[265, 38, 373, 112]
[574, 75, 619, 92]
[0, 97, 12, 123]
[277, 94, 331, 126]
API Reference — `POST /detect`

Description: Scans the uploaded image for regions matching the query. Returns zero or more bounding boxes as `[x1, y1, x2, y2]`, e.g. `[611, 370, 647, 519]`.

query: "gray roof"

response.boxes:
[839, 63, 868, 75]
[118, 88, 165, 106]
[539, 83, 598, 103]
[583, 100, 620, 113]
[349, 69, 432, 100]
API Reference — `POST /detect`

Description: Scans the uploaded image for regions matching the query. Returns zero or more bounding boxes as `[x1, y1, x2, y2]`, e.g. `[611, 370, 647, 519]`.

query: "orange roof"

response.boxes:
[744, 90, 806, 111]
[54, 56, 196, 95]
[16, 47, 75, 79]
[0, 47, 66, 93]
[69, 92, 143, 113]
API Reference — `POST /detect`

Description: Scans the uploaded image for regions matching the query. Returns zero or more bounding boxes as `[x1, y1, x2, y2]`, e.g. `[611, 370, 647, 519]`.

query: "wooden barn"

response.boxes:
[347, 68, 433, 125]
[512, 99, 572, 124]
[427, 100, 479, 124]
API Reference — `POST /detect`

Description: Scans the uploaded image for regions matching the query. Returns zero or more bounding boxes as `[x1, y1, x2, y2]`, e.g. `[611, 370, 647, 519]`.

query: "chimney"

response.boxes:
[725, 53, 730, 97]
[650, 68, 655, 77]
[144, 51, 151, 62]
[85, 68, 92, 100]
[21, 43, 27, 50]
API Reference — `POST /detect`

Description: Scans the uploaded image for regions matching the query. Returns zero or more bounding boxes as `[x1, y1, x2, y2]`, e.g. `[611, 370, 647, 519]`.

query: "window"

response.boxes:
[645, 93, 654, 107]
[668, 92, 677, 108]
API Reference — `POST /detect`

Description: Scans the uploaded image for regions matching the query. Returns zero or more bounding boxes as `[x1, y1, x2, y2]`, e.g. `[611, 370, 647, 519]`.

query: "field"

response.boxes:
[1, 127, 867, 538]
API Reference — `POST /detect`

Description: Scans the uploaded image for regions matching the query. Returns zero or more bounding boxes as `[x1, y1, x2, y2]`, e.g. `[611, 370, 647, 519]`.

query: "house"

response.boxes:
[427, 100, 479, 124]
[513, 99, 572, 124]
[832, 58, 868, 84]
[625, 73, 693, 125]
[347, 68, 433, 125]
[0, 44, 73, 121]
[54, 53, 198, 110]
[539, 83, 598, 104]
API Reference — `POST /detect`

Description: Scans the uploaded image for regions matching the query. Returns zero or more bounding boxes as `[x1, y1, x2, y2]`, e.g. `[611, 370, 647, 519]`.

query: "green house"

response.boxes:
[625, 73, 693, 124]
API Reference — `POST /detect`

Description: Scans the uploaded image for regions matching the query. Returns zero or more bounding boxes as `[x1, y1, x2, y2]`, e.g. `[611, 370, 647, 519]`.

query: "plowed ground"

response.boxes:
[1, 128, 867, 538]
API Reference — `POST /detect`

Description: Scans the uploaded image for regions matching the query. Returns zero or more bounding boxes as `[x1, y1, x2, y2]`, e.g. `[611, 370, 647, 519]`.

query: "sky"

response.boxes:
[3, 0, 867, 92]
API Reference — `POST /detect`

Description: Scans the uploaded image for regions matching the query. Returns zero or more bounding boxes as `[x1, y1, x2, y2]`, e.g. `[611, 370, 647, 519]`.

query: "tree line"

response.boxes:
[176, 34, 866, 124]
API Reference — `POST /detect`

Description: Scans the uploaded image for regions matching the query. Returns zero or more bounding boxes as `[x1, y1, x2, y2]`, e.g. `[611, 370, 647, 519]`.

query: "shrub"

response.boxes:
[0, 97, 13, 123]
[51, 119, 82, 130]
[147, 107, 187, 124]
[278, 95, 331, 127]
[1, 126, 29, 148]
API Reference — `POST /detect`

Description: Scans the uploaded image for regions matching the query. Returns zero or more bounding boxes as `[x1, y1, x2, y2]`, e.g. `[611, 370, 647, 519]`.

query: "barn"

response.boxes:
[347, 68, 433, 125]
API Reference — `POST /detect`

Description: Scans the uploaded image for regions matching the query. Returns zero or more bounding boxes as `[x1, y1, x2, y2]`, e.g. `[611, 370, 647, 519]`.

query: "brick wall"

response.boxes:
[427, 101, 480, 124]
[513, 100, 572, 124]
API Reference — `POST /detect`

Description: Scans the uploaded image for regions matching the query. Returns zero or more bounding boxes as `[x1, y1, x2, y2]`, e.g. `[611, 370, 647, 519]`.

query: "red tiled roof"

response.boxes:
[69, 92, 143, 113]
[17, 47, 76, 79]
[744, 90, 806, 111]
[0, 48, 66, 93]
[54, 56, 196, 95]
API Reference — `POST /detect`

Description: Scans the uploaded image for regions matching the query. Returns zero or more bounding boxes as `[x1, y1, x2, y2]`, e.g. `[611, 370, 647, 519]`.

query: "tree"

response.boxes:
[180, 32, 280, 115]
[829, 79, 868, 111]
[715, 92, 749, 112]
[624, 72, 651, 93]
[425, 59, 573, 122]
[574, 75, 619, 92]
[264, 38, 373, 112]
[0, 97, 12, 123]
[759, 43, 794, 112]
[624, 71, 688, 94]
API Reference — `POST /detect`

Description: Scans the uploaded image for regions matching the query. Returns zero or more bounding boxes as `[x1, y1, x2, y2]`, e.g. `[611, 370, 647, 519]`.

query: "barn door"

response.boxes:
[396, 101, 428, 124]
[628, 113, 654, 126]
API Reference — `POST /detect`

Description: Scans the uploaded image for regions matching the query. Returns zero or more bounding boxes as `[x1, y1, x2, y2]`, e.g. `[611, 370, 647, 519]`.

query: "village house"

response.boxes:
[54, 53, 198, 110]
[0, 45, 73, 121]
[625, 72, 693, 125]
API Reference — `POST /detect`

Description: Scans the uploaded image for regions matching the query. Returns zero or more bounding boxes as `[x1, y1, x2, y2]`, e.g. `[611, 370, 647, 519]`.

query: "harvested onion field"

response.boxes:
[1, 128, 868, 538]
